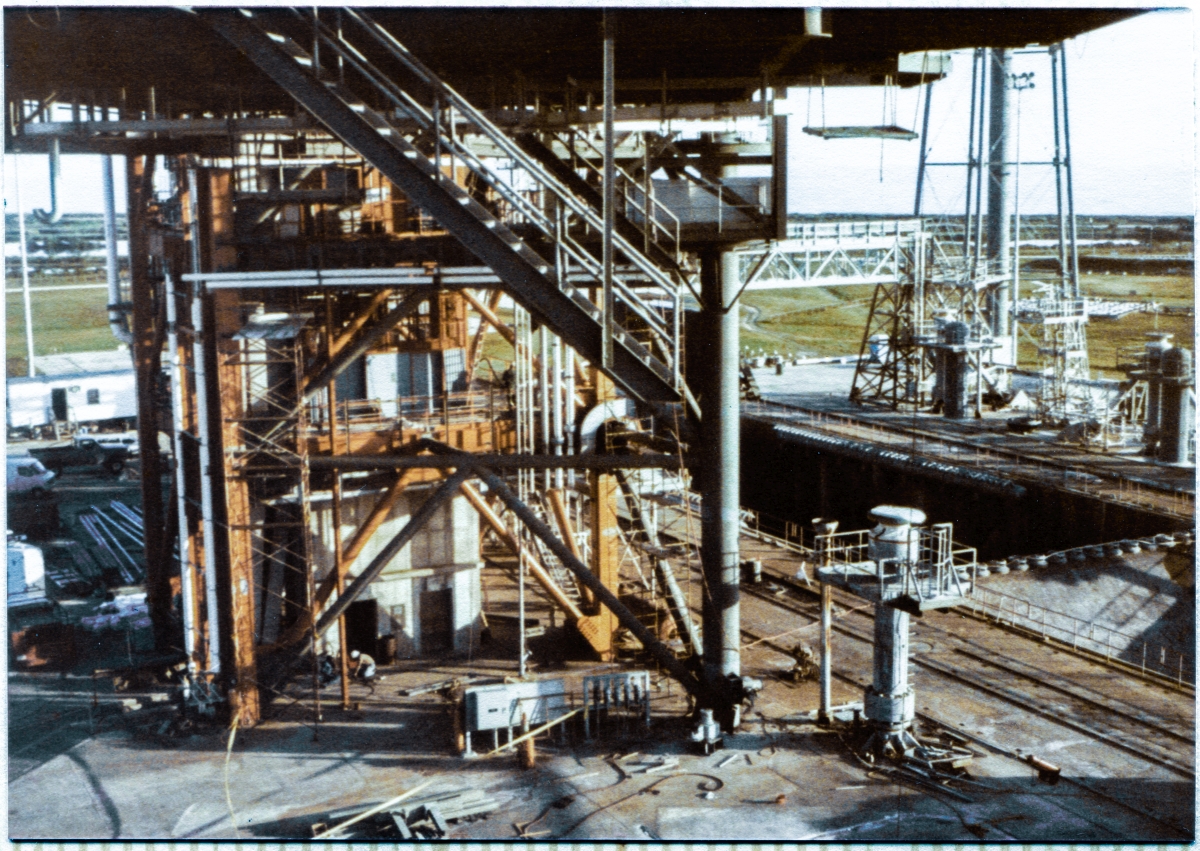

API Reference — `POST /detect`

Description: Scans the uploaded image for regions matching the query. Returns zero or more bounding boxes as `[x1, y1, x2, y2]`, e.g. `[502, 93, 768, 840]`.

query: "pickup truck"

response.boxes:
[29, 440, 131, 476]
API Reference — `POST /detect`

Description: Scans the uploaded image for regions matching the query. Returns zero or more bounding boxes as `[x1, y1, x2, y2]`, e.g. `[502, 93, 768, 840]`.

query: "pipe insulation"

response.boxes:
[772, 423, 1027, 498]
[103, 155, 134, 345]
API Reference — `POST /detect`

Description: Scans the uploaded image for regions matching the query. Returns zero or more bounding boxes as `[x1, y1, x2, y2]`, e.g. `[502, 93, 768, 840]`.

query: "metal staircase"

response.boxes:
[203, 8, 692, 411]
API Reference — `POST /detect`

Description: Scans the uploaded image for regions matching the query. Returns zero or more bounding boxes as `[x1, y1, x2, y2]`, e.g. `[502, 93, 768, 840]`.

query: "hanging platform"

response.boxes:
[802, 125, 918, 140]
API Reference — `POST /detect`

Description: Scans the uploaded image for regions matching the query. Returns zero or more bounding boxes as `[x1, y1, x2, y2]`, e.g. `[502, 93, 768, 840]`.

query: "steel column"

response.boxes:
[819, 581, 832, 725]
[165, 274, 198, 669]
[986, 48, 1012, 336]
[772, 114, 788, 240]
[601, 20, 616, 369]
[699, 249, 741, 685]
[127, 152, 171, 649]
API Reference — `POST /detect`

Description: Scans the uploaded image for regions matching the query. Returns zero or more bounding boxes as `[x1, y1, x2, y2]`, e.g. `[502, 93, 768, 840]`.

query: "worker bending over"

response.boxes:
[350, 649, 377, 694]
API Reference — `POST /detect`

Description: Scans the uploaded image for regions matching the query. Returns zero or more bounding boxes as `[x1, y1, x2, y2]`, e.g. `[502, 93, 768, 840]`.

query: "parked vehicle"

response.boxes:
[6, 456, 56, 495]
[7, 535, 46, 606]
[74, 430, 139, 457]
[28, 441, 129, 476]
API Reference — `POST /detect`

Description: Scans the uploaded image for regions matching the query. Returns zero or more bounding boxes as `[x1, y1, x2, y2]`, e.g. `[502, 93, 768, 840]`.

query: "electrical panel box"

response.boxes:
[464, 678, 568, 733]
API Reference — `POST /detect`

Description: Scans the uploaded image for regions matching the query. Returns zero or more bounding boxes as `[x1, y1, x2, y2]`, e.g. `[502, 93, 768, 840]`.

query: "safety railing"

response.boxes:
[551, 129, 684, 265]
[963, 584, 1194, 687]
[296, 9, 684, 390]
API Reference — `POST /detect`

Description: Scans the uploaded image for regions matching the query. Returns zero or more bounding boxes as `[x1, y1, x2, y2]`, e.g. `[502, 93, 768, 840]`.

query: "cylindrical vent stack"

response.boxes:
[864, 505, 925, 733]
[941, 322, 970, 420]
[1158, 346, 1194, 465]
[1144, 332, 1173, 454]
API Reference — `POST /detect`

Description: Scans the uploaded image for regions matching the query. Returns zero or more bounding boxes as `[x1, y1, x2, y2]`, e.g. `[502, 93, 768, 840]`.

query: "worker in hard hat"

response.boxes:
[349, 649, 377, 694]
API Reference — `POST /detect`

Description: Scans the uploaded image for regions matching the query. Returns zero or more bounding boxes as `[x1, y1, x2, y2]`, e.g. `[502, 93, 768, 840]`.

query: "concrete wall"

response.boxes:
[741, 417, 1187, 560]
[308, 483, 482, 658]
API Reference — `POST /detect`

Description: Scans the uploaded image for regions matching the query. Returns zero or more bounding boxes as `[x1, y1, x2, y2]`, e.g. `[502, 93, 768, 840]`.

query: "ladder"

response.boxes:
[202, 8, 693, 412]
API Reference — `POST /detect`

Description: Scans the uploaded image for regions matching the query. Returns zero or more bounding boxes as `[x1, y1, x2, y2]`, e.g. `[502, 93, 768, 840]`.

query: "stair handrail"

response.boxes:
[551, 129, 683, 264]
[295, 12, 679, 357]
[339, 9, 685, 299]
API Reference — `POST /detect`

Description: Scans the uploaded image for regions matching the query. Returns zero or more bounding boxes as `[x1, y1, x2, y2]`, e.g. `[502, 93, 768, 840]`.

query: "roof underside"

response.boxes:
[6, 7, 1137, 115]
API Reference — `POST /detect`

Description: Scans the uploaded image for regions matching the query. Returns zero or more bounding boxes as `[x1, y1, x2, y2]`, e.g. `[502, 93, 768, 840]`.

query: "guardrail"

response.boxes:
[964, 584, 1193, 687]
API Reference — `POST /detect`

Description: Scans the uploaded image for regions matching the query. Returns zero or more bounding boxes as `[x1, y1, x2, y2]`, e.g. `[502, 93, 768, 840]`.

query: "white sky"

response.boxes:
[3, 9, 1195, 218]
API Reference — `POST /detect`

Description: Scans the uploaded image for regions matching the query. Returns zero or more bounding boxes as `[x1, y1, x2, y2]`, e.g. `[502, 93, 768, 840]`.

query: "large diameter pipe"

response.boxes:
[986, 48, 1012, 336]
[699, 250, 741, 684]
[1158, 347, 1194, 465]
[103, 155, 133, 345]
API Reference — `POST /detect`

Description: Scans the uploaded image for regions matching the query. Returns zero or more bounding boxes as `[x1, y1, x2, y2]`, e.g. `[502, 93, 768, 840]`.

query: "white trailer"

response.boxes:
[6, 369, 137, 433]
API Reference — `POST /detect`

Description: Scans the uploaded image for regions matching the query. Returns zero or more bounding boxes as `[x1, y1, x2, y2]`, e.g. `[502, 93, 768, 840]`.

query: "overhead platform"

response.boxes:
[5, 7, 1139, 120]
[803, 125, 919, 141]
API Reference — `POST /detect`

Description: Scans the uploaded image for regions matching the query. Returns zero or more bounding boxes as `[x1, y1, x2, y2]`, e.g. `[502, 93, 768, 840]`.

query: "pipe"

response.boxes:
[15, 158, 36, 377]
[190, 283, 222, 675]
[818, 582, 832, 725]
[614, 471, 703, 660]
[912, 78, 934, 217]
[986, 48, 1012, 335]
[103, 155, 133, 345]
[33, 137, 62, 224]
[601, 19, 615, 369]
[306, 451, 685, 471]
[165, 275, 198, 670]
[699, 250, 742, 685]
[552, 333, 565, 491]
[1059, 45, 1081, 298]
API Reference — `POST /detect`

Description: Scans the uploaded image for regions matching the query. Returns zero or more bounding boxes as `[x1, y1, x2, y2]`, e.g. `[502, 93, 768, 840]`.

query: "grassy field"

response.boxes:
[6, 274, 119, 376]
[7, 268, 1191, 382]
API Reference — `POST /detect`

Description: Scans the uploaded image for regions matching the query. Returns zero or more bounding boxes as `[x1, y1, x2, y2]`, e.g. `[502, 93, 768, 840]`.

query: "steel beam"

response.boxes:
[311, 468, 472, 638]
[461, 482, 586, 624]
[275, 469, 416, 648]
[201, 8, 679, 406]
[301, 290, 425, 396]
[479, 469, 704, 697]
[306, 452, 686, 471]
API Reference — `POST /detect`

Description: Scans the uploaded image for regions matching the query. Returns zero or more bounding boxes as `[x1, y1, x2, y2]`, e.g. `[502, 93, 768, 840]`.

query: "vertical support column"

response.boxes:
[126, 153, 171, 649]
[818, 581, 832, 725]
[913, 81, 934, 217]
[601, 19, 616, 369]
[1059, 46, 1081, 299]
[165, 275, 198, 669]
[771, 114, 788, 241]
[699, 249, 741, 687]
[985, 48, 1012, 337]
[587, 369, 620, 660]
[866, 603, 912, 731]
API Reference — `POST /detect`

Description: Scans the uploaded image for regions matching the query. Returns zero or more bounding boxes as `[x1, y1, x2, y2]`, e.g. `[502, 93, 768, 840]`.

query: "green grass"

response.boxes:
[8, 268, 1190, 383]
[7, 273, 119, 376]
[741, 284, 878, 359]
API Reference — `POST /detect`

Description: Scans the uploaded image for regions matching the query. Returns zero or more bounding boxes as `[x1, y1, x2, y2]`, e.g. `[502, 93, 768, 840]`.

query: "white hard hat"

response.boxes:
[350, 650, 360, 659]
